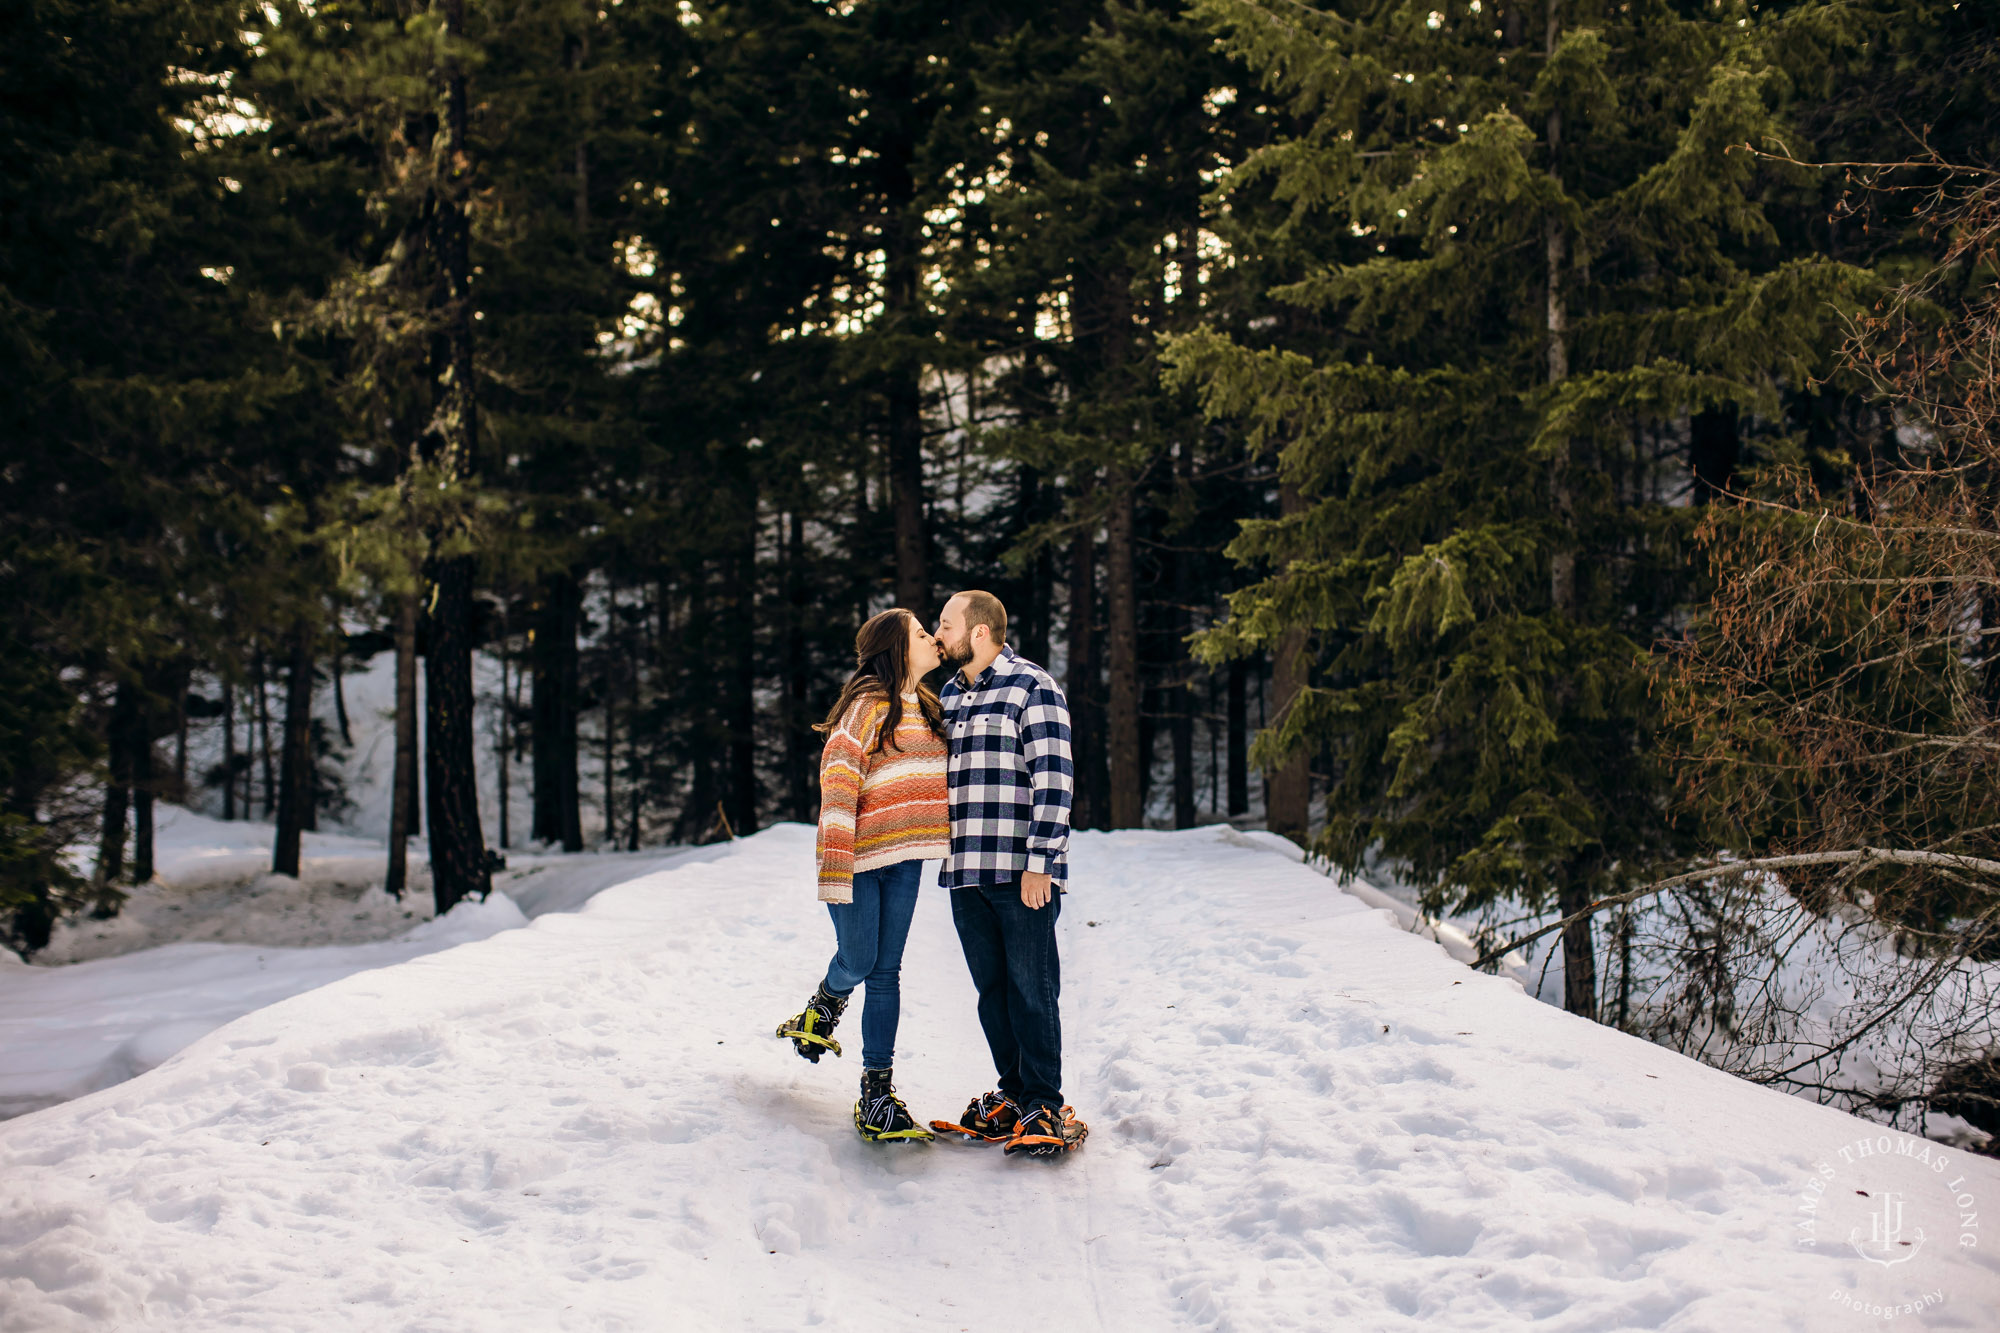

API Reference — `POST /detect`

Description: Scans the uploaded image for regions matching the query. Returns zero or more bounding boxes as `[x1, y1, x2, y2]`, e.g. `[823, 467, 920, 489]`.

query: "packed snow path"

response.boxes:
[4, 827, 1998, 1330]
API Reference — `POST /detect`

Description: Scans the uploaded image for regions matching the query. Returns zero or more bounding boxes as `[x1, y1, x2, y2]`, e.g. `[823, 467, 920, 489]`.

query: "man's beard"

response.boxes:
[937, 634, 972, 667]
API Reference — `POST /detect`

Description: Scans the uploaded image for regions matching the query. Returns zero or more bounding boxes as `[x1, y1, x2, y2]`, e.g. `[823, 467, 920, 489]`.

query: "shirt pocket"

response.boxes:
[970, 713, 1024, 766]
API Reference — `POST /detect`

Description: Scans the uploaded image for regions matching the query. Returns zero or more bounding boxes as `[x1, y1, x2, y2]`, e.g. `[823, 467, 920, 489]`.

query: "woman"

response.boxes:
[775, 608, 949, 1143]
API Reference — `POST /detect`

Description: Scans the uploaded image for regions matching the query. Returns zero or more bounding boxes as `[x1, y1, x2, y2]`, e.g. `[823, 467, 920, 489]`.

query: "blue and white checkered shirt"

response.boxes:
[938, 645, 1075, 888]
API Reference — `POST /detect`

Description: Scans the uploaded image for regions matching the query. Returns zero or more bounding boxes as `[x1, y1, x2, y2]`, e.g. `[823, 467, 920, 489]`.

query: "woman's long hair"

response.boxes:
[814, 608, 945, 754]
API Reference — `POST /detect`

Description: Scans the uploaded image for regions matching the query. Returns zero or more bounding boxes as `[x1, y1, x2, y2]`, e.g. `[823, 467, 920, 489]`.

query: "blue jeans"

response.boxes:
[949, 880, 1063, 1112]
[823, 859, 924, 1071]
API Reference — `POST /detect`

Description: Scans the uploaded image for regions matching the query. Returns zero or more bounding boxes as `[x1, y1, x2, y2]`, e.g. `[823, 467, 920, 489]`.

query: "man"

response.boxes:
[928, 589, 1087, 1158]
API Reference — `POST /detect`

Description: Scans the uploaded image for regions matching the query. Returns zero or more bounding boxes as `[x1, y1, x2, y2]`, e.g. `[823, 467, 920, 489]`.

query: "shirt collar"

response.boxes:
[968, 644, 1015, 691]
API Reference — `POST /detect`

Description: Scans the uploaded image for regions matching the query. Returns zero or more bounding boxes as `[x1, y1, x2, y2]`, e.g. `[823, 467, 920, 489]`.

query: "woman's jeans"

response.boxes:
[824, 859, 924, 1071]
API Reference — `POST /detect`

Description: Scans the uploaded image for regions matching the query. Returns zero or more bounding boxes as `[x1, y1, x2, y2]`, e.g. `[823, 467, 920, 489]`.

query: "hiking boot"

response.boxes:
[1004, 1103, 1088, 1158]
[929, 1089, 1019, 1142]
[854, 1067, 933, 1142]
[775, 981, 848, 1062]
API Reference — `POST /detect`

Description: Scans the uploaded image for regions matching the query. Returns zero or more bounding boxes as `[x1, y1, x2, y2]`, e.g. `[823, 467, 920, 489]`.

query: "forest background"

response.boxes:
[5, 0, 1999, 1129]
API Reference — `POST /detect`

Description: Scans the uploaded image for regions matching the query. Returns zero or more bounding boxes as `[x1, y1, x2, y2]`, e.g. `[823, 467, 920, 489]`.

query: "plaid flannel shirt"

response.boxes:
[938, 646, 1075, 888]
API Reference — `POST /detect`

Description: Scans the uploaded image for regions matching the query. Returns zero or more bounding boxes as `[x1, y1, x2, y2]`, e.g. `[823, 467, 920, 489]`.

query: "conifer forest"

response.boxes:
[6, 0, 2000, 1128]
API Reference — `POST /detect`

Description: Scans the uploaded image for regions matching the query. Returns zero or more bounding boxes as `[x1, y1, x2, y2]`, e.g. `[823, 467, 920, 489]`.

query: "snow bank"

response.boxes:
[0, 895, 525, 1120]
[3, 826, 1997, 1330]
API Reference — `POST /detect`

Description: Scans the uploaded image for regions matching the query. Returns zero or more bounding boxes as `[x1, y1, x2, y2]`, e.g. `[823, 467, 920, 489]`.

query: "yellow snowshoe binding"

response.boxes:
[775, 982, 848, 1062]
[855, 1068, 933, 1143]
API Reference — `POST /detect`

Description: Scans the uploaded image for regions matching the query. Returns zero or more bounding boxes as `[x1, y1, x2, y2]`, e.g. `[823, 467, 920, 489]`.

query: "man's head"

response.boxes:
[936, 590, 1007, 670]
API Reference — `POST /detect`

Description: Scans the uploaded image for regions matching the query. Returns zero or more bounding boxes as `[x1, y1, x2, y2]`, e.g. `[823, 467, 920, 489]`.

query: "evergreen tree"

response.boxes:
[1169, 0, 1869, 1016]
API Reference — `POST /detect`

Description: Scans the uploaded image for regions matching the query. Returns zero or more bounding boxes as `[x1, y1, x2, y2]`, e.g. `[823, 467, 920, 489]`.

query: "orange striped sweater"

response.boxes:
[815, 691, 949, 902]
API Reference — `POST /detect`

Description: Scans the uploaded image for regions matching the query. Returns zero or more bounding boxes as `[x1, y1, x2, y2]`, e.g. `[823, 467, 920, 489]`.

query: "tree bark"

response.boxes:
[1265, 481, 1311, 844]
[387, 592, 417, 898]
[888, 368, 928, 613]
[1559, 875, 1598, 1021]
[532, 569, 583, 851]
[726, 494, 759, 835]
[1066, 525, 1104, 830]
[1226, 657, 1248, 817]
[422, 0, 490, 914]
[1106, 474, 1143, 828]
[95, 679, 136, 888]
[222, 679, 237, 821]
[254, 653, 276, 817]
[784, 513, 814, 821]
[332, 640, 352, 746]
[603, 578, 617, 845]
[1170, 445, 1196, 829]
[273, 617, 315, 878]
[424, 555, 488, 912]
[1543, 0, 1594, 1019]
[496, 629, 510, 851]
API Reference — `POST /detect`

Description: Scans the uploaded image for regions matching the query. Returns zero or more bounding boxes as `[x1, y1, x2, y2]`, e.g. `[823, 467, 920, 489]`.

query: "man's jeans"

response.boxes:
[949, 880, 1062, 1112]
[824, 859, 924, 1071]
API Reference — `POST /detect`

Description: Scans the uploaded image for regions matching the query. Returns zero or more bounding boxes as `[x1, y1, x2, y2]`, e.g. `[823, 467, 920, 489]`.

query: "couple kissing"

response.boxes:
[774, 590, 1087, 1159]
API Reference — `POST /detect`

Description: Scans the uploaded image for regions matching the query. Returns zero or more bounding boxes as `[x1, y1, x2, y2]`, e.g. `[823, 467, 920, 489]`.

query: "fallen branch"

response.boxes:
[1470, 847, 2000, 972]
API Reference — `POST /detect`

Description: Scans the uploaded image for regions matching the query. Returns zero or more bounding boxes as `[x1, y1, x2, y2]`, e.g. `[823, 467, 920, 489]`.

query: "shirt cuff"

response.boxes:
[1024, 852, 1056, 875]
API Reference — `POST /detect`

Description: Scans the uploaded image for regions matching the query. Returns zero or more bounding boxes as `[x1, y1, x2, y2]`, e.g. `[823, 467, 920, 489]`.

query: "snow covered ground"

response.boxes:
[5, 825, 1997, 1330]
[3, 806, 718, 1121]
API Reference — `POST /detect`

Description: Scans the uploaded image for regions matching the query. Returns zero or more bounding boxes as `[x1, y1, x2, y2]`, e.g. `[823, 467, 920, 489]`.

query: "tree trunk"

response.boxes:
[254, 653, 277, 817]
[1066, 525, 1104, 830]
[222, 679, 237, 821]
[603, 578, 617, 846]
[726, 496, 759, 835]
[680, 567, 718, 844]
[1170, 445, 1196, 829]
[1544, 1, 1595, 1021]
[131, 675, 157, 884]
[1559, 875, 1597, 1021]
[1265, 481, 1311, 844]
[95, 680, 136, 888]
[883, 87, 928, 614]
[172, 672, 188, 803]
[785, 513, 814, 820]
[387, 592, 417, 898]
[1689, 407, 1740, 503]
[1226, 657, 1248, 817]
[532, 569, 583, 851]
[888, 368, 928, 612]
[425, 556, 488, 912]
[496, 632, 510, 850]
[420, 0, 490, 915]
[273, 617, 315, 878]
[332, 640, 352, 746]
[1106, 473, 1142, 828]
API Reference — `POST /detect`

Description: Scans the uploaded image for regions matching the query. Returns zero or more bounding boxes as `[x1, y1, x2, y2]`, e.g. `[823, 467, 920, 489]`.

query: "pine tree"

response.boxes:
[1169, 0, 1870, 1016]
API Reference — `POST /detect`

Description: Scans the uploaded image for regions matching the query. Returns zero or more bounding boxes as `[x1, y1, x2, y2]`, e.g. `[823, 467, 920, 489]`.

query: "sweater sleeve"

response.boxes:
[815, 696, 882, 902]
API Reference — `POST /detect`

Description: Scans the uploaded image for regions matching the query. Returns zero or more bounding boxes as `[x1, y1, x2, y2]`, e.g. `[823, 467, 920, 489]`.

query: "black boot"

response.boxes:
[1004, 1103, 1088, 1158]
[929, 1089, 1020, 1142]
[775, 981, 848, 1063]
[854, 1067, 933, 1142]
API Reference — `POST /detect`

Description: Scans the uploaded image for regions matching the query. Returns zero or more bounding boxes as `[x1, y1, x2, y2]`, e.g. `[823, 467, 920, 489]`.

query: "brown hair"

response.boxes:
[814, 608, 945, 753]
[957, 589, 1007, 645]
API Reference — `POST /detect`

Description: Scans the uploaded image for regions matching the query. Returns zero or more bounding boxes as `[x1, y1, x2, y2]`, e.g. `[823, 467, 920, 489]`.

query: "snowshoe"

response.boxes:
[929, 1089, 1020, 1143]
[1003, 1104, 1088, 1158]
[854, 1068, 933, 1143]
[775, 982, 848, 1063]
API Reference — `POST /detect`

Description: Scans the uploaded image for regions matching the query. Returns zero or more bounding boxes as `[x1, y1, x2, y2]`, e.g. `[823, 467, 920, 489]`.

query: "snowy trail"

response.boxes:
[4, 826, 1999, 1330]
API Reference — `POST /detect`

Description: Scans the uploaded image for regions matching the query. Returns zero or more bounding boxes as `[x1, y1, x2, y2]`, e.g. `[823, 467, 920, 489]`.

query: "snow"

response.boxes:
[4, 805, 731, 1120]
[0, 893, 527, 1122]
[5, 825, 1997, 1329]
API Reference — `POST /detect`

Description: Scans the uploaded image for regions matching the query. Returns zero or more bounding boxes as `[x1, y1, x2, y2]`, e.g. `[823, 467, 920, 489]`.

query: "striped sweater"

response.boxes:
[815, 691, 949, 902]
